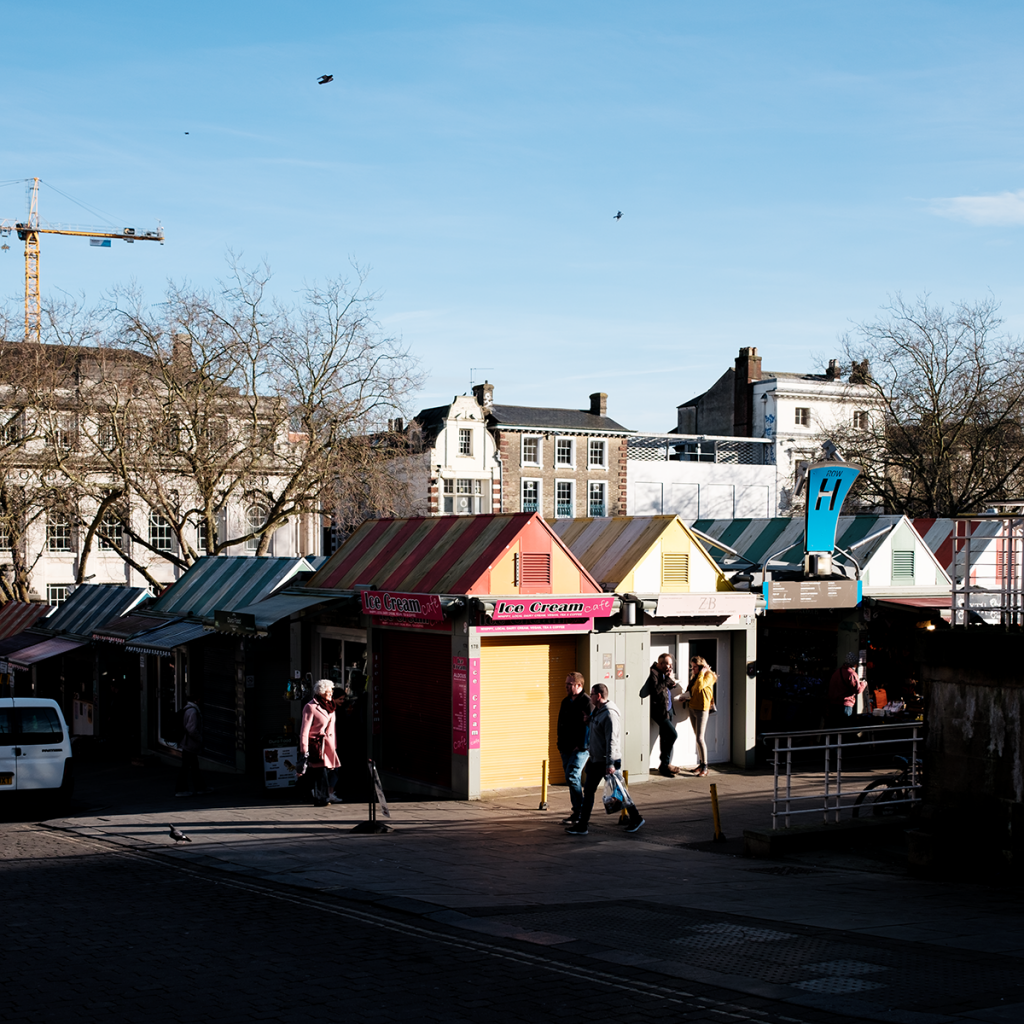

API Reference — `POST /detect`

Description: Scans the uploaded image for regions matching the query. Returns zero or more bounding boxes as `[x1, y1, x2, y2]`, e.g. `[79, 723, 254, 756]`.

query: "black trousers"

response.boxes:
[656, 718, 677, 769]
[577, 758, 641, 827]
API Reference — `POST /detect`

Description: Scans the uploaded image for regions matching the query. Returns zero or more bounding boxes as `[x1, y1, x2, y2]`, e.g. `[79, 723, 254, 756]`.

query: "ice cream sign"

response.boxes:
[361, 590, 444, 621]
[492, 596, 616, 620]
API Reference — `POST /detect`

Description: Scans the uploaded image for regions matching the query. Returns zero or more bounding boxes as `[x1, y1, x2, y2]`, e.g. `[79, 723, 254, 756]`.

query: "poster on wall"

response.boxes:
[469, 658, 481, 750]
[452, 656, 468, 755]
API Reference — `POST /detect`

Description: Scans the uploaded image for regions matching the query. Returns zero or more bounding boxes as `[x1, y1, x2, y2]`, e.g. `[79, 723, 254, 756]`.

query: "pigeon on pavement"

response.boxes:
[168, 825, 191, 843]
[318, 75, 334, 85]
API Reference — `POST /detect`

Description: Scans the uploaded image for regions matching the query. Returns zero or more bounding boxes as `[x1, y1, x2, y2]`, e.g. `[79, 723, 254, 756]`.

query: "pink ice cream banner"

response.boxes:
[491, 596, 616, 621]
[361, 590, 444, 621]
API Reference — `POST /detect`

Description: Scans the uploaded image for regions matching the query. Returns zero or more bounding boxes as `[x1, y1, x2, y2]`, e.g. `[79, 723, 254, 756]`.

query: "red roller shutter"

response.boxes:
[379, 630, 452, 789]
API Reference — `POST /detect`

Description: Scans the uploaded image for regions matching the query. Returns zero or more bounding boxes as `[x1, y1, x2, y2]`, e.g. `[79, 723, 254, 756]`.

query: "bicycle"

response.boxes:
[851, 755, 922, 818]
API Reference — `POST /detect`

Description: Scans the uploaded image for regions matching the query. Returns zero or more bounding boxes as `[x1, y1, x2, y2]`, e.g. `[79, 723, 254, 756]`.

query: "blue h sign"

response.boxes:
[805, 462, 861, 553]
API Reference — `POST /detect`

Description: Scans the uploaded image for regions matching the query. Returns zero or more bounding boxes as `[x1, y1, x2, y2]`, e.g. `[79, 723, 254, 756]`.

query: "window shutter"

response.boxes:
[520, 552, 551, 590]
[892, 550, 915, 580]
[661, 552, 690, 586]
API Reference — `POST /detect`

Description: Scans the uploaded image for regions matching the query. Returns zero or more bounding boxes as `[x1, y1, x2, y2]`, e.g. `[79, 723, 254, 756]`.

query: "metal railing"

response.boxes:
[521, 501, 538, 513]
[763, 721, 922, 828]
[627, 432, 774, 465]
[556, 502, 573, 517]
[588, 503, 606, 517]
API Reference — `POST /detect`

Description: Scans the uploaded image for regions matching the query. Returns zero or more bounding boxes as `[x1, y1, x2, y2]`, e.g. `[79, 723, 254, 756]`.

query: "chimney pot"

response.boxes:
[826, 359, 842, 382]
[590, 392, 608, 417]
[472, 380, 494, 411]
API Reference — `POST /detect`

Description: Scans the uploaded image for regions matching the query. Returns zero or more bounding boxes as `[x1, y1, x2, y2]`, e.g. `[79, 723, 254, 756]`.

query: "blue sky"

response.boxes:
[2, 1, 1024, 430]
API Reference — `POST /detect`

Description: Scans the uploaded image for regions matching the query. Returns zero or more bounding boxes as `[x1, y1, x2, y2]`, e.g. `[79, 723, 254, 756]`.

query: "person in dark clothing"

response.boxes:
[175, 700, 210, 797]
[557, 672, 591, 826]
[828, 653, 866, 726]
[566, 683, 644, 835]
[641, 654, 681, 777]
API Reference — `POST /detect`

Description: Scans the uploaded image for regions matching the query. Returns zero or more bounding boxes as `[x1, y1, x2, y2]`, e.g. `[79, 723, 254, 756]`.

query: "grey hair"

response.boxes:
[314, 678, 335, 697]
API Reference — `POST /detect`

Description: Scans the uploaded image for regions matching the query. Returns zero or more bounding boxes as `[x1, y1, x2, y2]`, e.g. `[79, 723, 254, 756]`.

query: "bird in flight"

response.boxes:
[613, 211, 623, 220]
[168, 825, 191, 843]
[318, 74, 334, 85]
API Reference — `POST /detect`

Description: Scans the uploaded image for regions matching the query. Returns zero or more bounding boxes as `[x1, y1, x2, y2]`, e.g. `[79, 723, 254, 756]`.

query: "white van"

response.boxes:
[0, 697, 74, 799]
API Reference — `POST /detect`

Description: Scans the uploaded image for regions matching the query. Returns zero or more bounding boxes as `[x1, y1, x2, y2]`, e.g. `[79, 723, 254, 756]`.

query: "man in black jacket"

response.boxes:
[642, 654, 681, 777]
[557, 672, 591, 826]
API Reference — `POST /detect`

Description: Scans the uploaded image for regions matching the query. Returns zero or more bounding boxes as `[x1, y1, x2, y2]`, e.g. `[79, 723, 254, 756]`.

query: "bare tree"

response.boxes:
[101, 259, 421, 566]
[835, 294, 1024, 516]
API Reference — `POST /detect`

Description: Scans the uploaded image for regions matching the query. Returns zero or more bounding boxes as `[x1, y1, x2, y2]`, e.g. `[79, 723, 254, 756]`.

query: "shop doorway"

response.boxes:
[649, 632, 730, 767]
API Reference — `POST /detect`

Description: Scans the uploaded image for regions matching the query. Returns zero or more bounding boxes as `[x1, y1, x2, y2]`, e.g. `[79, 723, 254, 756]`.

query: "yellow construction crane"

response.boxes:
[0, 177, 164, 343]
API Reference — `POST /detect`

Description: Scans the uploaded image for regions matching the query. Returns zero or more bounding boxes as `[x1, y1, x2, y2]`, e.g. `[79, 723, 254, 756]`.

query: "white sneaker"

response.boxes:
[327, 795, 344, 804]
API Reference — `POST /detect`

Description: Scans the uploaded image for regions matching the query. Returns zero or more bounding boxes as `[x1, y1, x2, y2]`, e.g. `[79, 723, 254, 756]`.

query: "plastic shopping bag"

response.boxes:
[602, 770, 634, 814]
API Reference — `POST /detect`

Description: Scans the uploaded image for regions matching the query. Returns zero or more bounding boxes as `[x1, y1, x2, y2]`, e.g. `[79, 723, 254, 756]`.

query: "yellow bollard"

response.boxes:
[539, 758, 549, 810]
[710, 782, 726, 842]
[618, 769, 630, 823]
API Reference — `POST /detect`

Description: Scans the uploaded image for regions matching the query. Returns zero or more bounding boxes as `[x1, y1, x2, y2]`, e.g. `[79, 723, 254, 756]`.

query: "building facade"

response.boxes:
[473, 383, 631, 520]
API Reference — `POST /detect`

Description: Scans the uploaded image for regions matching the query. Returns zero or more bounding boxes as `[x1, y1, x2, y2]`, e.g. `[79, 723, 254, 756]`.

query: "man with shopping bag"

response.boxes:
[566, 683, 645, 836]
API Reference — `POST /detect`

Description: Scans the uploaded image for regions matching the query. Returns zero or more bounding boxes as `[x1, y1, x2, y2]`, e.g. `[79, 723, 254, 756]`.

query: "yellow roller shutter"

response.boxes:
[479, 636, 578, 791]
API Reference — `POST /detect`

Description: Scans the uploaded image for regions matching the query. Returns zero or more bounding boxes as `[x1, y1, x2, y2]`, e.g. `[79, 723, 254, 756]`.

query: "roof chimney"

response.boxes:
[472, 380, 494, 411]
[733, 347, 762, 436]
[589, 392, 607, 417]
[826, 359, 842, 382]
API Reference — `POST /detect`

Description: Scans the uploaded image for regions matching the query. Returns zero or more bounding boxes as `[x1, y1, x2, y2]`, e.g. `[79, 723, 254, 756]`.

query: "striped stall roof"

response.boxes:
[44, 584, 149, 638]
[150, 556, 315, 618]
[550, 516, 677, 587]
[308, 513, 602, 595]
[93, 614, 169, 644]
[690, 516, 908, 569]
[9, 636, 88, 670]
[126, 620, 209, 655]
[0, 602, 51, 640]
[913, 518, 1002, 574]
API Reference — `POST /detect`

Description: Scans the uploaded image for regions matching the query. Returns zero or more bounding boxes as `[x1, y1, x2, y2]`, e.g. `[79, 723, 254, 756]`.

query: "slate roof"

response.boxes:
[488, 404, 630, 432]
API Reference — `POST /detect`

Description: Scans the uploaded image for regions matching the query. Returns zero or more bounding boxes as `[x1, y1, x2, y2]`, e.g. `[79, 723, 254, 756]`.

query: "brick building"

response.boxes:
[470, 382, 633, 519]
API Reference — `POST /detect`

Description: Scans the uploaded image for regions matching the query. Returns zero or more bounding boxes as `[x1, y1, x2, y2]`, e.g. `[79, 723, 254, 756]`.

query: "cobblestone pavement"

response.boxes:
[2, 821, 890, 1024]
[7, 759, 1024, 1024]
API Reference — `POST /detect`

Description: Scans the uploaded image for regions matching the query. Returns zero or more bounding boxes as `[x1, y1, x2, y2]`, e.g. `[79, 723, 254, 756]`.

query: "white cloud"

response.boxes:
[931, 190, 1024, 226]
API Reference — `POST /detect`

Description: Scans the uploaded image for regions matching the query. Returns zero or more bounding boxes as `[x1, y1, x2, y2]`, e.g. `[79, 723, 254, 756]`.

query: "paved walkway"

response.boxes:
[44, 762, 1024, 1024]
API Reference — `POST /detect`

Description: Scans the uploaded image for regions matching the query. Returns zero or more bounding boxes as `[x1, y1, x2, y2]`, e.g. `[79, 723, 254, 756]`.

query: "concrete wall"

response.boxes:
[920, 631, 1024, 874]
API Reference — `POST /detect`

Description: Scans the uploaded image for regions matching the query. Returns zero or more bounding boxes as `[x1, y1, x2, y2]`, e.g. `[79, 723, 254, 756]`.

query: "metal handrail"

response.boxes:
[764, 721, 922, 829]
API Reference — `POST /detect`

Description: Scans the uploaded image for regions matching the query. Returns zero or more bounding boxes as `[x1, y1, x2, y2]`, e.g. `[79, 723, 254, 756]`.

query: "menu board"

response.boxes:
[263, 744, 298, 789]
[765, 579, 860, 609]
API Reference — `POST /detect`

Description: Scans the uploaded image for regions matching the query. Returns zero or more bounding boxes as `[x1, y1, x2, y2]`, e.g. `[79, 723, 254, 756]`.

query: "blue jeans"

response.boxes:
[560, 749, 589, 815]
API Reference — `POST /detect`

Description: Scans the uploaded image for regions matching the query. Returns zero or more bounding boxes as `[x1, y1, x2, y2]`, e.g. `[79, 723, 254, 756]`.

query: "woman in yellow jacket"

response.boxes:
[684, 656, 717, 777]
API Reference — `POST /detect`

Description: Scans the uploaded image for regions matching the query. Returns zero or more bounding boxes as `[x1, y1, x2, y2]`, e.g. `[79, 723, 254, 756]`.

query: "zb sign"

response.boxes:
[805, 462, 861, 553]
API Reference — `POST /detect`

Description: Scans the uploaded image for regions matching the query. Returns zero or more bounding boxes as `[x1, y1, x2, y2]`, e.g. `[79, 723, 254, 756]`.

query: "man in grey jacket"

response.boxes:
[566, 683, 644, 836]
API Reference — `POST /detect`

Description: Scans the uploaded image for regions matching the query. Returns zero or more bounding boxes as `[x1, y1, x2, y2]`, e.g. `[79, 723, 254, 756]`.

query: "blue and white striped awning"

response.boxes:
[150, 557, 316, 619]
[44, 584, 149, 638]
[126, 619, 209, 655]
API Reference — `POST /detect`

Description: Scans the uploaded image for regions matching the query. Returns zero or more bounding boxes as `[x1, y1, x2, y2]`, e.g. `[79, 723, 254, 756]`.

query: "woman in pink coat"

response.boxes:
[299, 679, 342, 806]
